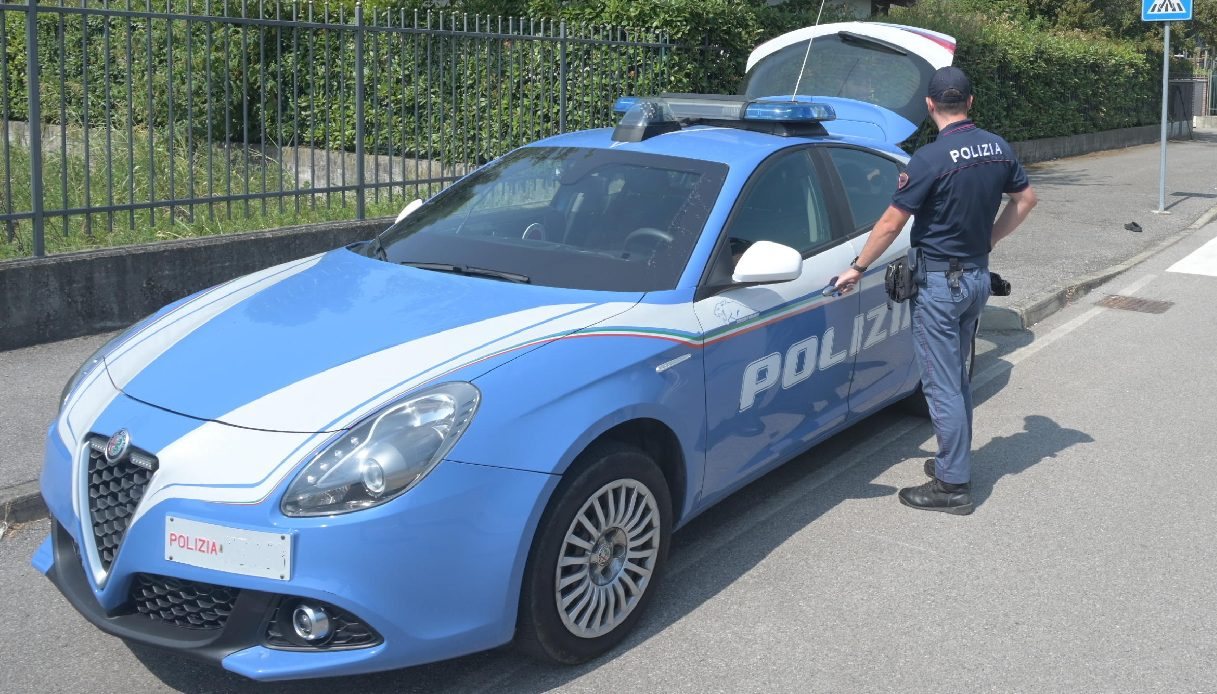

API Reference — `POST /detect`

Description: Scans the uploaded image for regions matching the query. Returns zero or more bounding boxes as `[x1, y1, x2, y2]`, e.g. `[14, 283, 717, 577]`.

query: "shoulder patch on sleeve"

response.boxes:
[897, 171, 910, 190]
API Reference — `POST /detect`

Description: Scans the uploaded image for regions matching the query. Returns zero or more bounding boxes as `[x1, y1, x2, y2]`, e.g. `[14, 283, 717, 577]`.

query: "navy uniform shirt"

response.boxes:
[891, 119, 1029, 261]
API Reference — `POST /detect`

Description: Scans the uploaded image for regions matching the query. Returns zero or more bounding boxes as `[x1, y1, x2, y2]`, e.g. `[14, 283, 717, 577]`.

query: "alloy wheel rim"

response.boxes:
[555, 479, 660, 639]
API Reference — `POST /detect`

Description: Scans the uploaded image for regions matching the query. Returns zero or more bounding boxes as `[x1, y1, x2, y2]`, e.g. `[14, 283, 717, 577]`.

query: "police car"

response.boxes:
[34, 22, 960, 680]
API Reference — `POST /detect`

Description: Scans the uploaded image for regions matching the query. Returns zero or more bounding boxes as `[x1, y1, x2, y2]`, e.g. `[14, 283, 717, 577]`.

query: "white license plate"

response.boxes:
[165, 516, 292, 581]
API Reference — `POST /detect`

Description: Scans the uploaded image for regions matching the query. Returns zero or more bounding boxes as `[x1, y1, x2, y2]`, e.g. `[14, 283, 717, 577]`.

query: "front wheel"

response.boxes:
[517, 441, 672, 664]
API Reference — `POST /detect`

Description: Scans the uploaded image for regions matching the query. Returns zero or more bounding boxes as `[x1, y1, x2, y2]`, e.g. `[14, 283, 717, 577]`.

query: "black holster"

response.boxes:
[884, 248, 920, 308]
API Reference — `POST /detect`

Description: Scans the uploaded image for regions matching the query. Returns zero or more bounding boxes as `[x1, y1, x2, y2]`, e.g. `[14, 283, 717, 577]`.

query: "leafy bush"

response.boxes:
[892, 0, 1162, 142]
[1, 0, 680, 167]
[0, 0, 1174, 157]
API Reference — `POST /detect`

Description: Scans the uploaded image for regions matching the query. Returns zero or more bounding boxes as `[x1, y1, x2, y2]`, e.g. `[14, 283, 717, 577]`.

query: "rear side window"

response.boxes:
[826, 148, 902, 233]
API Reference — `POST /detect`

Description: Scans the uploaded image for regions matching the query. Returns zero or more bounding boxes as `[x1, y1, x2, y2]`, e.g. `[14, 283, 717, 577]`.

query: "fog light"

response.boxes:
[292, 603, 332, 642]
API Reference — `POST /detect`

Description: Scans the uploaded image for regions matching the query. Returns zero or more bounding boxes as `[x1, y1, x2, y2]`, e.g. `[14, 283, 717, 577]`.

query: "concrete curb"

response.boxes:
[1, 480, 45, 525]
[4, 205, 1217, 530]
[981, 203, 1217, 332]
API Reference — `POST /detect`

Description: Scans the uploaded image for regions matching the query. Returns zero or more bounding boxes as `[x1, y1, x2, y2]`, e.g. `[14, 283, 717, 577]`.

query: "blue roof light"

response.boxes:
[612, 94, 835, 125]
[612, 96, 642, 115]
[610, 94, 835, 140]
[744, 101, 836, 122]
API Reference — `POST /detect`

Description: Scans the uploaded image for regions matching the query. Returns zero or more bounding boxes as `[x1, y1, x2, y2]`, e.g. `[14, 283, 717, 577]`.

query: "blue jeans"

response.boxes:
[911, 268, 990, 485]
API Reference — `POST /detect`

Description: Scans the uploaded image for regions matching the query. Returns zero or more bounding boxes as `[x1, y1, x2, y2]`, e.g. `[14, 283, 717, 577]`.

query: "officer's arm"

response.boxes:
[833, 205, 910, 293]
[855, 205, 911, 268]
[991, 185, 1038, 249]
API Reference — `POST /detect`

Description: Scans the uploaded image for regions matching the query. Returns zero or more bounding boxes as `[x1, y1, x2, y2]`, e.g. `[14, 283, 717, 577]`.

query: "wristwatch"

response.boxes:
[850, 256, 868, 273]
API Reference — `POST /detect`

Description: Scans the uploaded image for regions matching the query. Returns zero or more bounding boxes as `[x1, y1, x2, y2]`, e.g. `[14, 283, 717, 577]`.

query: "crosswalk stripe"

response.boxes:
[1166, 234, 1217, 277]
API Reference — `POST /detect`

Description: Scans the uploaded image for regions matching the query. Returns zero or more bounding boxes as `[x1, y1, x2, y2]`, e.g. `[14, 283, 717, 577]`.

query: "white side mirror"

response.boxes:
[732, 240, 803, 284]
[394, 199, 424, 224]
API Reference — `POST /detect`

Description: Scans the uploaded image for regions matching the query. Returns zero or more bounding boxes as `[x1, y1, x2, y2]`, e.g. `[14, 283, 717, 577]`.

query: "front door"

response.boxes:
[696, 148, 859, 502]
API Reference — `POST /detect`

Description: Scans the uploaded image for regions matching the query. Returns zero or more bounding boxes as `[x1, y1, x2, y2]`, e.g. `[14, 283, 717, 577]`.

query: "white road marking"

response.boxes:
[1166, 233, 1217, 277]
[850, 530, 944, 557]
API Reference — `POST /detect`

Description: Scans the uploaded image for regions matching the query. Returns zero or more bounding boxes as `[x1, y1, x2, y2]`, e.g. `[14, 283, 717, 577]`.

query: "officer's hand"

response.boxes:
[834, 268, 862, 295]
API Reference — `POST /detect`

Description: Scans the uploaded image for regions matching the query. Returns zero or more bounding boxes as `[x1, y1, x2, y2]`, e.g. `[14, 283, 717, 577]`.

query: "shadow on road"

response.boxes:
[1166, 191, 1217, 212]
[125, 328, 1082, 694]
[901, 413, 1094, 510]
[968, 415, 1094, 506]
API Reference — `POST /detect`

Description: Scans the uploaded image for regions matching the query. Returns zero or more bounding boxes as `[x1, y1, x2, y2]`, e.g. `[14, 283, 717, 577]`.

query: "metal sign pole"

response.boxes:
[1157, 22, 1171, 214]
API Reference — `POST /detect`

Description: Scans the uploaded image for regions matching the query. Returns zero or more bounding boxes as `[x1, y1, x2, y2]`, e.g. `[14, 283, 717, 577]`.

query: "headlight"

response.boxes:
[282, 382, 481, 517]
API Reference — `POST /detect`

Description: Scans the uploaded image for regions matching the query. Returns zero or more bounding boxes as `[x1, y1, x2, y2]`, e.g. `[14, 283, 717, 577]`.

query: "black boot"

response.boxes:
[923, 458, 936, 478]
[899, 478, 973, 515]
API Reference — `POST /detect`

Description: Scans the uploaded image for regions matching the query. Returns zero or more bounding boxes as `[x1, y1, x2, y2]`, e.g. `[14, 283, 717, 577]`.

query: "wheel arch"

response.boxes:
[577, 417, 688, 524]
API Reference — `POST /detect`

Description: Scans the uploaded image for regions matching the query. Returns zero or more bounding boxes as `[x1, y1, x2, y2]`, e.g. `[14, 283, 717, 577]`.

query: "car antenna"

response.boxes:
[790, 0, 829, 101]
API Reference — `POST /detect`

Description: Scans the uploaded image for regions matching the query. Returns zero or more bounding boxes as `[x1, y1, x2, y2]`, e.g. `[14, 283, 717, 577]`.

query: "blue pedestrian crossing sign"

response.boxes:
[1143, 0, 1192, 21]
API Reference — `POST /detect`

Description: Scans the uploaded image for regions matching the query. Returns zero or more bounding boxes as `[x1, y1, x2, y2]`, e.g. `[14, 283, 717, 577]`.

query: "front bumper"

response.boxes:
[41, 518, 286, 661]
[36, 433, 558, 681]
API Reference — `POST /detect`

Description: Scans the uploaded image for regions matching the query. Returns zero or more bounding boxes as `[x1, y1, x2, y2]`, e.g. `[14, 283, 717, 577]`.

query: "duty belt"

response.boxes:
[918, 254, 988, 292]
[920, 255, 988, 272]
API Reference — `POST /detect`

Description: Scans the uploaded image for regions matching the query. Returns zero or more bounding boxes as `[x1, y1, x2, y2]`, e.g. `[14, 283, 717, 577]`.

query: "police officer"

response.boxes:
[833, 66, 1038, 515]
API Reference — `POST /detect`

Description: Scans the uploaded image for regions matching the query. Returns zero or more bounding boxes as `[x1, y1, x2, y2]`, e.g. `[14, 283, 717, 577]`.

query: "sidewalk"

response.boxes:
[3, 130, 1217, 522]
[983, 129, 1217, 327]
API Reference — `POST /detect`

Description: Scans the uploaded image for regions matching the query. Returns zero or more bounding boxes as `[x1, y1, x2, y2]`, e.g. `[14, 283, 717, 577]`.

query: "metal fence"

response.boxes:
[0, 0, 716, 258]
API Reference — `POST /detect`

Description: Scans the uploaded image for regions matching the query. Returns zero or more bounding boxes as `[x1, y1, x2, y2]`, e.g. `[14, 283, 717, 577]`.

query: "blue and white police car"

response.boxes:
[34, 22, 959, 680]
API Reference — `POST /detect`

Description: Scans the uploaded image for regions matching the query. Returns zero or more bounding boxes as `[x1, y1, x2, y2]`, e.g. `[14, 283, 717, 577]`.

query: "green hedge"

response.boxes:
[1, 1, 678, 166]
[0, 0, 1175, 160]
[891, 0, 1162, 142]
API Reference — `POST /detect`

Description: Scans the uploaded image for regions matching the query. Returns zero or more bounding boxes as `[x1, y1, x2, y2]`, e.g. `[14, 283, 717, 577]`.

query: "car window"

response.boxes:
[377, 147, 728, 292]
[725, 149, 833, 258]
[826, 148, 902, 233]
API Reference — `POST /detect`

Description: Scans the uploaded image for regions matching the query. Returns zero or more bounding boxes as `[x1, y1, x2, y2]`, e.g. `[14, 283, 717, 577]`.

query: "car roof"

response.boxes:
[527, 125, 908, 169]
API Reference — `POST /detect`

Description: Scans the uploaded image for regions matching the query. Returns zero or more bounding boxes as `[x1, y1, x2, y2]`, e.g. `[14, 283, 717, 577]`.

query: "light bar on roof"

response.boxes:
[745, 99, 836, 122]
[611, 99, 681, 143]
[611, 94, 836, 123]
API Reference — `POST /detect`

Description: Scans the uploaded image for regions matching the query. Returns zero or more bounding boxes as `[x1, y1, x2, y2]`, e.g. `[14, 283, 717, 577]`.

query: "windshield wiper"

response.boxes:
[400, 261, 530, 284]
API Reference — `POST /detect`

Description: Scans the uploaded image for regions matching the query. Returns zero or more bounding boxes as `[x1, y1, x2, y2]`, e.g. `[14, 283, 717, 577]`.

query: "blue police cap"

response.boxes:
[928, 66, 972, 103]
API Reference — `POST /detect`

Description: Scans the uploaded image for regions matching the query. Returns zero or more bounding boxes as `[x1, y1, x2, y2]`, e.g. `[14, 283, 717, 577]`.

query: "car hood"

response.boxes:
[104, 249, 640, 433]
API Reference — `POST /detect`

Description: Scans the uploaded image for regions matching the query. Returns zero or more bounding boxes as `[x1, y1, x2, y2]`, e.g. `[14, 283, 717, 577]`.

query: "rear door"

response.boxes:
[743, 22, 956, 145]
[817, 145, 918, 415]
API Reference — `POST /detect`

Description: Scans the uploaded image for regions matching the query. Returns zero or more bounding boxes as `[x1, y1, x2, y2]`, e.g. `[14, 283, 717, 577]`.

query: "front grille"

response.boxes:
[266, 600, 382, 650]
[130, 573, 239, 630]
[85, 435, 156, 572]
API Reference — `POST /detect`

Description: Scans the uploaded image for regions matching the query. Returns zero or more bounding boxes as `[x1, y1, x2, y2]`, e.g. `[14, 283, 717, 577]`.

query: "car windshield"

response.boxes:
[375, 147, 728, 292]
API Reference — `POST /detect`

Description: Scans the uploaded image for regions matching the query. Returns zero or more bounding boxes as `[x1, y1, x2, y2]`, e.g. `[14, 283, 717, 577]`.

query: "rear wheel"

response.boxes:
[517, 441, 672, 664]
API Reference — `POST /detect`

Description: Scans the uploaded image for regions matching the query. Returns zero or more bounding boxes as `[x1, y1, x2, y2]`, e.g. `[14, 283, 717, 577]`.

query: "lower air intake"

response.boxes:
[130, 573, 239, 630]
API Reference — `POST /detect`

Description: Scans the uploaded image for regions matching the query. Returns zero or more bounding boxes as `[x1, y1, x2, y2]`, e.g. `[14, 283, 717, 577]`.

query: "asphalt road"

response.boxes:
[4, 222, 1217, 693]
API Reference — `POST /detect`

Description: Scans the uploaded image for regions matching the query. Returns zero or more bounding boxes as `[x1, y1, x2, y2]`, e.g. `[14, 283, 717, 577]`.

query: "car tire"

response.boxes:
[901, 325, 978, 417]
[517, 440, 672, 664]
